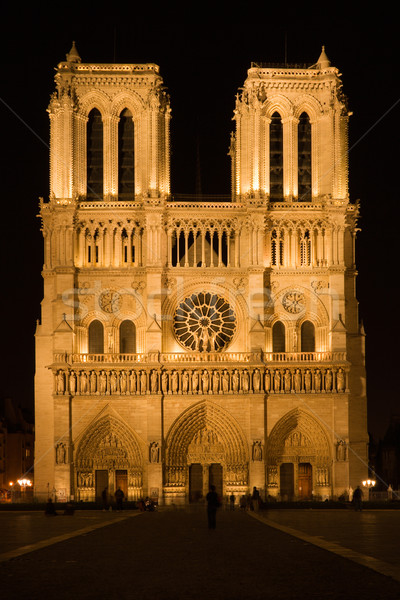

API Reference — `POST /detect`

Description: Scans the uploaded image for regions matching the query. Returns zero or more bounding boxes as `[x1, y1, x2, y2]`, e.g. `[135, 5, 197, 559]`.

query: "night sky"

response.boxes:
[1, 9, 398, 440]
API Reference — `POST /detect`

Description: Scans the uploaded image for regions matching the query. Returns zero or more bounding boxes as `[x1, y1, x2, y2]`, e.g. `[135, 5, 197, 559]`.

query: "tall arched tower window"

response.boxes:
[88, 320, 104, 353]
[120, 320, 136, 353]
[270, 112, 283, 200]
[118, 109, 134, 199]
[272, 321, 286, 352]
[298, 112, 311, 201]
[271, 229, 284, 266]
[301, 321, 315, 352]
[87, 109, 103, 199]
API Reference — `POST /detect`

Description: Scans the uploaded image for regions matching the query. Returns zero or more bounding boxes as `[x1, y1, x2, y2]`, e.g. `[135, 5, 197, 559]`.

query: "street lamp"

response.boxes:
[362, 478, 376, 501]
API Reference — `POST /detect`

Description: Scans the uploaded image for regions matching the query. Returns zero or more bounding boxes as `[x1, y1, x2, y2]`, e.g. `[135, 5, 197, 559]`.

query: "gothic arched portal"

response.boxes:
[164, 401, 249, 503]
[75, 414, 143, 501]
[266, 409, 332, 500]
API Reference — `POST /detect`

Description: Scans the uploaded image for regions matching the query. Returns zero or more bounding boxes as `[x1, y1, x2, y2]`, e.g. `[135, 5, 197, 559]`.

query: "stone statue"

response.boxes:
[161, 371, 169, 393]
[325, 369, 332, 392]
[212, 370, 220, 393]
[100, 371, 107, 394]
[171, 370, 179, 393]
[182, 370, 189, 393]
[192, 370, 199, 393]
[57, 371, 65, 394]
[242, 370, 249, 393]
[222, 370, 229, 393]
[129, 370, 137, 393]
[252, 441, 262, 461]
[264, 370, 271, 392]
[253, 369, 260, 392]
[80, 371, 88, 394]
[314, 369, 321, 393]
[202, 370, 209, 393]
[274, 370, 281, 392]
[69, 371, 76, 395]
[120, 370, 127, 394]
[294, 369, 301, 393]
[90, 371, 97, 394]
[232, 370, 239, 392]
[56, 442, 66, 464]
[140, 371, 147, 393]
[304, 369, 311, 393]
[336, 368, 345, 392]
[150, 441, 160, 463]
[151, 370, 158, 393]
[110, 371, 118, 394]
[284, 369, 291, 392]
[336, 440, 346, 461]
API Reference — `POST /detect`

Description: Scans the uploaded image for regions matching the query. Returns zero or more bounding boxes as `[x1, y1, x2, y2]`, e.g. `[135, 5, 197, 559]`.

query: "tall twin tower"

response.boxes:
[34, 44, 368, 503]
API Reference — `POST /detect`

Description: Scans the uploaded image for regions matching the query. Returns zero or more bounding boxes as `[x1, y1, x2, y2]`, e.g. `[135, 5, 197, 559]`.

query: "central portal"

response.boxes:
[189, 463, 223, 502]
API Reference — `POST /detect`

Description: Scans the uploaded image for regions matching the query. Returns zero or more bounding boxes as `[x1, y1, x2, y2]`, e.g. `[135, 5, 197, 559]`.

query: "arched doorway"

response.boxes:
[75, 414, 143, 502]
[164, 401, 249, 504]
[266, 409, 332, 500]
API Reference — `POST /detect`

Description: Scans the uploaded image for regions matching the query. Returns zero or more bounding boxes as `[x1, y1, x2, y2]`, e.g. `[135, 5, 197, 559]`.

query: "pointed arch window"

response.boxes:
[301, 321, 315, 352]
[118, 109, 134, 199]
[272, 321, 286, 352]
[87, 109, 103, 199]
[271, 229, 284, 266]
[298, 112, 311, 201]
[299, 229, 311, 266]
[270, 112, 283, 200]
[119, 320, 136, 353]
[88, 320, 104, 354]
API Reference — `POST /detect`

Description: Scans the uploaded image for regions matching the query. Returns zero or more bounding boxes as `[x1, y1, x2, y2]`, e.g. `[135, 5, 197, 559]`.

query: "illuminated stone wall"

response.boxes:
[34, 45, 368, 503]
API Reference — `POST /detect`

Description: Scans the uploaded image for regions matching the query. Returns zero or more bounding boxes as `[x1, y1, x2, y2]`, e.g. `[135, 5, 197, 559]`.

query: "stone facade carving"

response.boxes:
[35, 47, 368, 504]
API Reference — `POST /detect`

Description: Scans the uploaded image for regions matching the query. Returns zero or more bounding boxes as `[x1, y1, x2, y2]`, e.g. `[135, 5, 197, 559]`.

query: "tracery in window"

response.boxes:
[270, 112, 283, 200]
[174, 293, 236, 351]
[118, 108, 134, 199]
[298, 112, 311, 201]
[87, 109, 103, 199]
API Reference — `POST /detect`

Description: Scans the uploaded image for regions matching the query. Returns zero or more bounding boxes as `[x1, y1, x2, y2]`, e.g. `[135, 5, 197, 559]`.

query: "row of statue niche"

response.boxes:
[165, 466, 185, 485]
[56, 366, 346, 395]
[225, 467, 248, 485]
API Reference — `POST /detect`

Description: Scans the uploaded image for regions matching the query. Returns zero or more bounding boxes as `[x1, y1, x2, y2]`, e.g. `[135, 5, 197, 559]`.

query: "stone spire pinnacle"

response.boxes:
[66, 41, 81, 64]
[316, 45, 331, 69]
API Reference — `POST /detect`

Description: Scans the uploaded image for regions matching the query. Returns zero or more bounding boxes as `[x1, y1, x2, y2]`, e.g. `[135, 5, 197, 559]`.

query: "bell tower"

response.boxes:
[35, 43, 171, 500]
[230, 47, 368, 493]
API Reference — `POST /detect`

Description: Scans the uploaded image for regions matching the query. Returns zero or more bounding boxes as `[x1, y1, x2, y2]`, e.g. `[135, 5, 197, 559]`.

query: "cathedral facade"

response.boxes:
[34, 44, 368, 503]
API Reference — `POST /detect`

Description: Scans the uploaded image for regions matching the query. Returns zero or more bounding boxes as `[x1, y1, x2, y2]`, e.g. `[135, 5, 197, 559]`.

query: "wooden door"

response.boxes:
[115, 470, 128, 498]
[95, 469, 108, 501]
[280, 463, 294, 500]
[209, 463, 223, 499]
[298, 463, 312, 499]
[189, 464, 203, 502]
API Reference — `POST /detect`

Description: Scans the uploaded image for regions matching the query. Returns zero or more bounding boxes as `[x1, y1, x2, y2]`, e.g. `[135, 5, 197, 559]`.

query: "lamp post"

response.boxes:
[362, 478, 376, 502]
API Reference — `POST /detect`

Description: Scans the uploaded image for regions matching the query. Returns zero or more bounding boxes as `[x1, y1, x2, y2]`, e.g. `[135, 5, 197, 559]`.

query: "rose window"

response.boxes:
[174, 292, 236, 351]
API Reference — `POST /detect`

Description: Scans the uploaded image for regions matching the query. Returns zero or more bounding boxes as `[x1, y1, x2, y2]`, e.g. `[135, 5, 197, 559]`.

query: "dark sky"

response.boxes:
[1, 9, 398, 439]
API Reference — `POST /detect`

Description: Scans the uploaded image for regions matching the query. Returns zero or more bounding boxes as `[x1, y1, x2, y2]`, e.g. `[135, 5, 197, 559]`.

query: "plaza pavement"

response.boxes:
[1, 506, 400, 599]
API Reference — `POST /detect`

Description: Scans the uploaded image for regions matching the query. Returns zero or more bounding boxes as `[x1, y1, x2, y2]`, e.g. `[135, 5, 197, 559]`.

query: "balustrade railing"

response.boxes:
[54, 351, 346, 365]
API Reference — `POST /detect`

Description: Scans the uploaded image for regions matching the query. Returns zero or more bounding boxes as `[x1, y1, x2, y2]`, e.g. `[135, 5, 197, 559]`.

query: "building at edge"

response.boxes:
[34, 43, 368, 503]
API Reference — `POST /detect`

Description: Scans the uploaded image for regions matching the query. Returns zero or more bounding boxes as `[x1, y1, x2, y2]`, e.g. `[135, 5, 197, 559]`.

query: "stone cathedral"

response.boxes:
[34, 44, 368, 504]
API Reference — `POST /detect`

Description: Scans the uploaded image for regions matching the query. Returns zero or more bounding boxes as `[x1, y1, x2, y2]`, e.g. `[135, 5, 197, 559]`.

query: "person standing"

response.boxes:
[353, 486, 363, 511]
[206, 485, 220, 529]
[115, 487, 125, 511]
[252, 486, 260, 512]
[101, 486, 108, 511]
[229, 493, 235, 511]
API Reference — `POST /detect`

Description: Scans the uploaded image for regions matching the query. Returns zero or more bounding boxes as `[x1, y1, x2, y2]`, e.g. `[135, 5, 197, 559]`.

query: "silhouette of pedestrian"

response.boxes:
[101, 486, 108, 511]
[115, 487, 124, 511]
[229, 493, 235, 510]
[45, 498, 57, 516]
[353, 486, 363, 511]
[206, 485, 219, 529]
